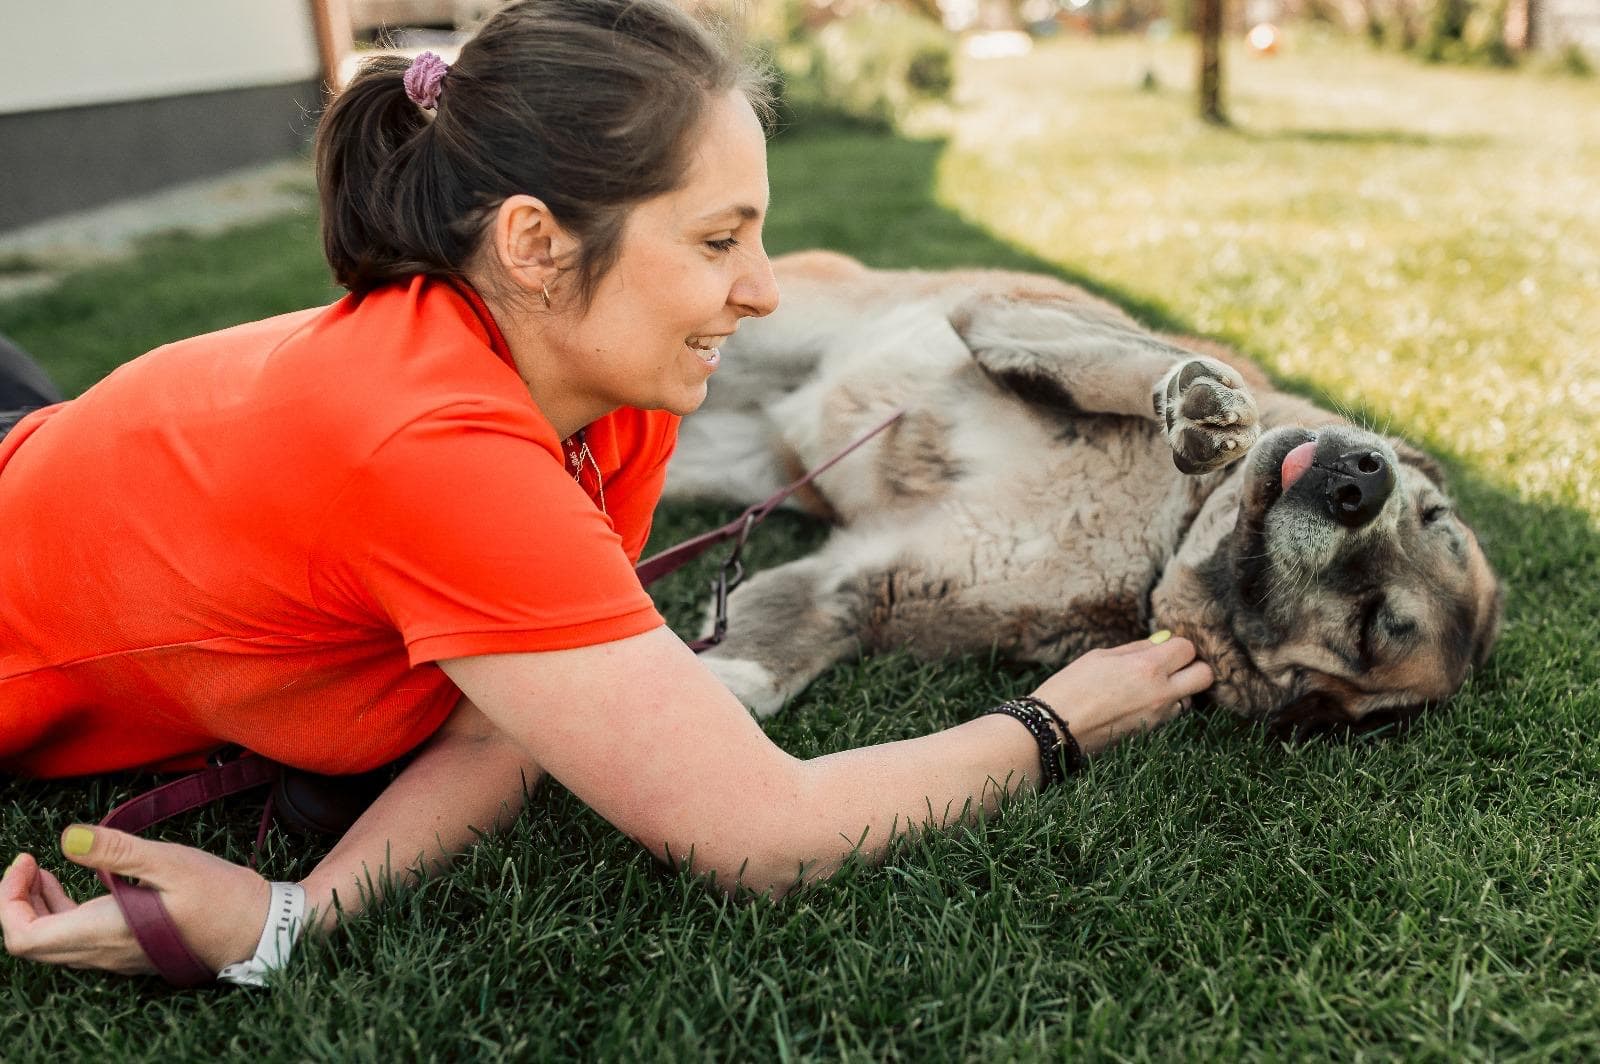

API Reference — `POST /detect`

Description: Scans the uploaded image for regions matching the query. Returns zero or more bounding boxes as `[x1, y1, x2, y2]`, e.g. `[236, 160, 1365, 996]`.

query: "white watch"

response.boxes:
[217, 881, 308, 988]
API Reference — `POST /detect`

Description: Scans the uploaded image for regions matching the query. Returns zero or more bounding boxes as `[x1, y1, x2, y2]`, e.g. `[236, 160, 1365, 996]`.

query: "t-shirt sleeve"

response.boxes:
[311, 405, 663, 665]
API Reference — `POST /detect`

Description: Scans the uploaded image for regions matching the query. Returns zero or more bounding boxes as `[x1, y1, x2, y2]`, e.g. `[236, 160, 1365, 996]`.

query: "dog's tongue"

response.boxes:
[1281, 441, 1316, 491]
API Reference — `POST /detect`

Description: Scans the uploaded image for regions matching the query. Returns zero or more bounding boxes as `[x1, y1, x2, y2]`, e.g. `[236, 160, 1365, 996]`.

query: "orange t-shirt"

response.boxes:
[0, 278, 676, 778]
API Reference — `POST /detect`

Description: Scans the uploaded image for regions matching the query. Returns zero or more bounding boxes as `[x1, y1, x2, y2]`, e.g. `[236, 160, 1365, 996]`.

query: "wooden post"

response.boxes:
[309, 0, 354, 96]
[1198, 0, 1228, 125]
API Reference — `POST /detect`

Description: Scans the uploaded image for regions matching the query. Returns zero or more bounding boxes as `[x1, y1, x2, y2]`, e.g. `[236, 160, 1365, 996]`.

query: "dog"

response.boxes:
[665, 251, 1503, 734]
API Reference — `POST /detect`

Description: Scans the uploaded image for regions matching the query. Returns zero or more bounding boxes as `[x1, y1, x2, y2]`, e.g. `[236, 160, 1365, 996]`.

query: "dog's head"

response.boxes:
[947, 284, 1502, 733]
[1154, 423, 1503, 733]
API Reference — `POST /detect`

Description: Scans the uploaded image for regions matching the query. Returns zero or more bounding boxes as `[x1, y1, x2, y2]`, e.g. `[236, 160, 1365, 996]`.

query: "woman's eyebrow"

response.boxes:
[696, 204, 762, 225]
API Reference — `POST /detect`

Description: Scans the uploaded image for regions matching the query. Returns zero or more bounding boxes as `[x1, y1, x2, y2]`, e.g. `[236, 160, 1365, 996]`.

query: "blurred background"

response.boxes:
[1, 0, 1595, 237]
[0, 0, 1595, 508]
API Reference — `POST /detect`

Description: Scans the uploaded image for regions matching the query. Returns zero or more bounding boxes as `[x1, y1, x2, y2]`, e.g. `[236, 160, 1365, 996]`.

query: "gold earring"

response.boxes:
[541, 283, 552, 308]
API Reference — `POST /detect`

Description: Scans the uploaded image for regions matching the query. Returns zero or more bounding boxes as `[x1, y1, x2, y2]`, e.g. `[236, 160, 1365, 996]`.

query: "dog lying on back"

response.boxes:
[665, 251, 1503, 734]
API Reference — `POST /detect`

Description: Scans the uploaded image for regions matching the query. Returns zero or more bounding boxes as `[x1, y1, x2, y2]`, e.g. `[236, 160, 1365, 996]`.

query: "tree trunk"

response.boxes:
[1198, 0, 1228, 125]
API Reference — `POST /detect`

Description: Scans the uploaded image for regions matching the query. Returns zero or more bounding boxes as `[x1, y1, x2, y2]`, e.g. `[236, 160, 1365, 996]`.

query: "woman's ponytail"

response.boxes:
[314, 56, 452, 292]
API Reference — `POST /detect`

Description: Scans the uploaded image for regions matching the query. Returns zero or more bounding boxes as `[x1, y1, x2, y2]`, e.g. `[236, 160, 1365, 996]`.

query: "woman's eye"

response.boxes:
[707, 237, 740, 253]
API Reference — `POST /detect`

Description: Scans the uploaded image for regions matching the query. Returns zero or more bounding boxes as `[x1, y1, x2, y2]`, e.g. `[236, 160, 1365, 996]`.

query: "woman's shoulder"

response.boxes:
[265, 278, 547, 440]
[59, 277, 557, 477]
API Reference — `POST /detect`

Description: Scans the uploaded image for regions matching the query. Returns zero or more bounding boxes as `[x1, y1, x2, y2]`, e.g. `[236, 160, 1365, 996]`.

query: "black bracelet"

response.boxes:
[1011, 695, 1085, 778]
[984, 698, 1065, 788]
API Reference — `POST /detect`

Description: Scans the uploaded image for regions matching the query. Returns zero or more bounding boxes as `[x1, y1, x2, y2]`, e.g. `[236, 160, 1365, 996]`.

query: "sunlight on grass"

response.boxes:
[932, 35, 1600, 515]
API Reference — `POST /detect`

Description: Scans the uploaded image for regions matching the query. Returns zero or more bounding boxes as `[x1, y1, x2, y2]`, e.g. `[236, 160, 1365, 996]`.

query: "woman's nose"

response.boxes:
[733, 252, 780, 319]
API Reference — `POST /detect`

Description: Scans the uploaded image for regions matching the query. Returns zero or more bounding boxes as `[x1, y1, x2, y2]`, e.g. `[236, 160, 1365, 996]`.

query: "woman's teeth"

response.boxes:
[686, 337, 722, 364]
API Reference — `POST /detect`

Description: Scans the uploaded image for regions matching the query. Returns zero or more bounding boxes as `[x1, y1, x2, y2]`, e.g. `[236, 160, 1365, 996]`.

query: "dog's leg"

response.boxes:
[951, 292, 1261, 474]
[698, 555, 867, 718]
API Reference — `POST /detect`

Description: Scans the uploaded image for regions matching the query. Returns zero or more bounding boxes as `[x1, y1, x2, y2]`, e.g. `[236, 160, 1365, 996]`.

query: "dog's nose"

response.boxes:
[1323, 450, 1395, 528]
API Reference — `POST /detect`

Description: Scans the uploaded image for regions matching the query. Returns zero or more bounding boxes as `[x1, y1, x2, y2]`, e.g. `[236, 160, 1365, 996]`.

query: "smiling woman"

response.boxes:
[0, 0, 1211, 989]
[490, 91, 780, 433]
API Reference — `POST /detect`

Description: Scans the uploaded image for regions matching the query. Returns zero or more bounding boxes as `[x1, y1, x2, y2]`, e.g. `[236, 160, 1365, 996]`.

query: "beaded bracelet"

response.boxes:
[984, 695, 1084, 788]
[985, 699, 1062, 787]
[1010, 695, 1085, 778]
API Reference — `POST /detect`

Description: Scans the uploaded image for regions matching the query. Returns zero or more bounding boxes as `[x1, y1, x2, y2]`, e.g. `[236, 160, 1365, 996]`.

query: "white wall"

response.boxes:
[1, 1, 320, 116]
[1547, 0, 1600, 53]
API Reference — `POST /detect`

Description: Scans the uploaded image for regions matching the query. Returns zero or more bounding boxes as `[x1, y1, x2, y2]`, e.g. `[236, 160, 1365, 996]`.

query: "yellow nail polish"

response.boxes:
[1149, 630, 1173, 645]
[62, 826, 95, 856]
[7, 853, 23, 872]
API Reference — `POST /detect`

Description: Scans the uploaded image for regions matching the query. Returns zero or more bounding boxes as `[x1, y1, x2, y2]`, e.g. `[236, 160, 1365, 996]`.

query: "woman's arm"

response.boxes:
[442, 627, 1211, 896]
[1, 633, 1201, 974]
[0, 697, 538, 974]
[298, 696, 541, 930]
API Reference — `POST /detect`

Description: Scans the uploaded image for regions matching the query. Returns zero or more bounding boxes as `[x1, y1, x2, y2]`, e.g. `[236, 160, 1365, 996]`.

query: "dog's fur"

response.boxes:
[665, 251, 1503, 733]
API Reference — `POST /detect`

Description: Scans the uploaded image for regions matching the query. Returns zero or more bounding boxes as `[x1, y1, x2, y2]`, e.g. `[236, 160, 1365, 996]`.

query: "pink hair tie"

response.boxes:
[403, 51, 449, 111]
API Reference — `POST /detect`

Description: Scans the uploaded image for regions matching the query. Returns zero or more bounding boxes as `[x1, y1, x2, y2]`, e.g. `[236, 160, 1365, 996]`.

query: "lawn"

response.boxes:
[3, 33, 1598, 1061]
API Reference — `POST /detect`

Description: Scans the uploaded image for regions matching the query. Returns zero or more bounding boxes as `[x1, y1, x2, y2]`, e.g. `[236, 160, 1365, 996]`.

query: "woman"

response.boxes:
[0, 0, 1212, 982]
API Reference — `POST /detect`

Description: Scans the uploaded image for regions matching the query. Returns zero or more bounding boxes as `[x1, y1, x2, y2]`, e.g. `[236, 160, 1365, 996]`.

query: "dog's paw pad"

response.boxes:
[1156, 358, 1260, 475]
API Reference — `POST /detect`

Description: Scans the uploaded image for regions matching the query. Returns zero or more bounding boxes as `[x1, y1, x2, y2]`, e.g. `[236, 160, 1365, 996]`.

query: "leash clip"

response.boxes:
[706, 513, 756, 647]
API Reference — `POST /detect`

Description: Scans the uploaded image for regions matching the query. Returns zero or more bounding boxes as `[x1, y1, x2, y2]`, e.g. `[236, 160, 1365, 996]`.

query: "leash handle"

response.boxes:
[635, 407, 905, 588]
[97, 753, 281, 987]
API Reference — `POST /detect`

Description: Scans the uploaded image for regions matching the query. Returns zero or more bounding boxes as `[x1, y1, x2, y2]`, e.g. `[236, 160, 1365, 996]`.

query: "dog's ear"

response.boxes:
[950, 290, 1196, 416]
[1390, 436, 1449, 490]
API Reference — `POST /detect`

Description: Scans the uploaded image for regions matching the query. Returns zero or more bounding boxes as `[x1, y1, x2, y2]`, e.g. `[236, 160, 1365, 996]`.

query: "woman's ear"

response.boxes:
[486, 194, 569, 297]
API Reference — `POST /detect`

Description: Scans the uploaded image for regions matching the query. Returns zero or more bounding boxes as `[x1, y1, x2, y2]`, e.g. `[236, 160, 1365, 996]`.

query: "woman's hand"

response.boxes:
[1, 826, 270, 976]
[1033, 632, 1214, 756]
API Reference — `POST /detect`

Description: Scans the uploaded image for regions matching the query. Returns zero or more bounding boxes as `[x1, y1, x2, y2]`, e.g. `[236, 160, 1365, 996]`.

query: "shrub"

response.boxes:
[1460, 0, 1516, 66]
[773, 6, 955, 132]
[1551, 42, 1596, 77]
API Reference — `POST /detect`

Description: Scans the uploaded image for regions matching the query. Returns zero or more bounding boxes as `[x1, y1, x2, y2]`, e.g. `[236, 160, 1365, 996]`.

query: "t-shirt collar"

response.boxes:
[443, 278, 517, 372]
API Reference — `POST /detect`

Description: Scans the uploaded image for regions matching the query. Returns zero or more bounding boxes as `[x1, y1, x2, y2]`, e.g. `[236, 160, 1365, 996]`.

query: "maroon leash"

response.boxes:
[99, 407, 904, 987]
[635, 406, 905, 650]
[97, 753, 281, 987]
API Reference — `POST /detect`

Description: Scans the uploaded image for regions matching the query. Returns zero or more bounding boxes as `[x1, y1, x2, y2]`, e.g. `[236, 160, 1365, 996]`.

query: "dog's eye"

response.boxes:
[1421, 504, 1451, 525]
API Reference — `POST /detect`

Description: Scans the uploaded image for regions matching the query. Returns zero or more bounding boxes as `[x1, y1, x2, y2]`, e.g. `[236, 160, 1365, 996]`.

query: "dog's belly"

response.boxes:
[839, 414, 1203, 664]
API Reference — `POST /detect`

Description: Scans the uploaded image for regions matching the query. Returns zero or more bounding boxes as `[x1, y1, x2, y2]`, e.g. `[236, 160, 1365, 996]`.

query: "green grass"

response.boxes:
[4, 33, 1600, 1061]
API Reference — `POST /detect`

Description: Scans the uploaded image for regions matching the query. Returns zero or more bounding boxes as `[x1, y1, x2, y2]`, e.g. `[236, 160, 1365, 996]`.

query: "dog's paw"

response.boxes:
[1153, 358, 1260, 474]
[702, 655, 788, 719]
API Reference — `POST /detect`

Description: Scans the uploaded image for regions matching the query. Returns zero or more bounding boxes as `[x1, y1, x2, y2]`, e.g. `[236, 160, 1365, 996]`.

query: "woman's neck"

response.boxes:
[471, 277, 612, 440]
[514, 353, 611, 441]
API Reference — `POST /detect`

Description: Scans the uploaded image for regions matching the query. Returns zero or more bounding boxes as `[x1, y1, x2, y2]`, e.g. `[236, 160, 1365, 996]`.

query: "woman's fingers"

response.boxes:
[1141, 634, 1203, 674]
[34, 827, 270, 974]
[1, 896, 151, 974]
[1032, 631, 1217, 756]
[31, 863, 77, 915]
[3, 852, 148, 974]
[57, 825, 192, 889]
[9, 835, 271, 976]
[1103, 632, 1203, 673]
[1, 855, 42, 947]
[1170, 659, 1215, 697]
